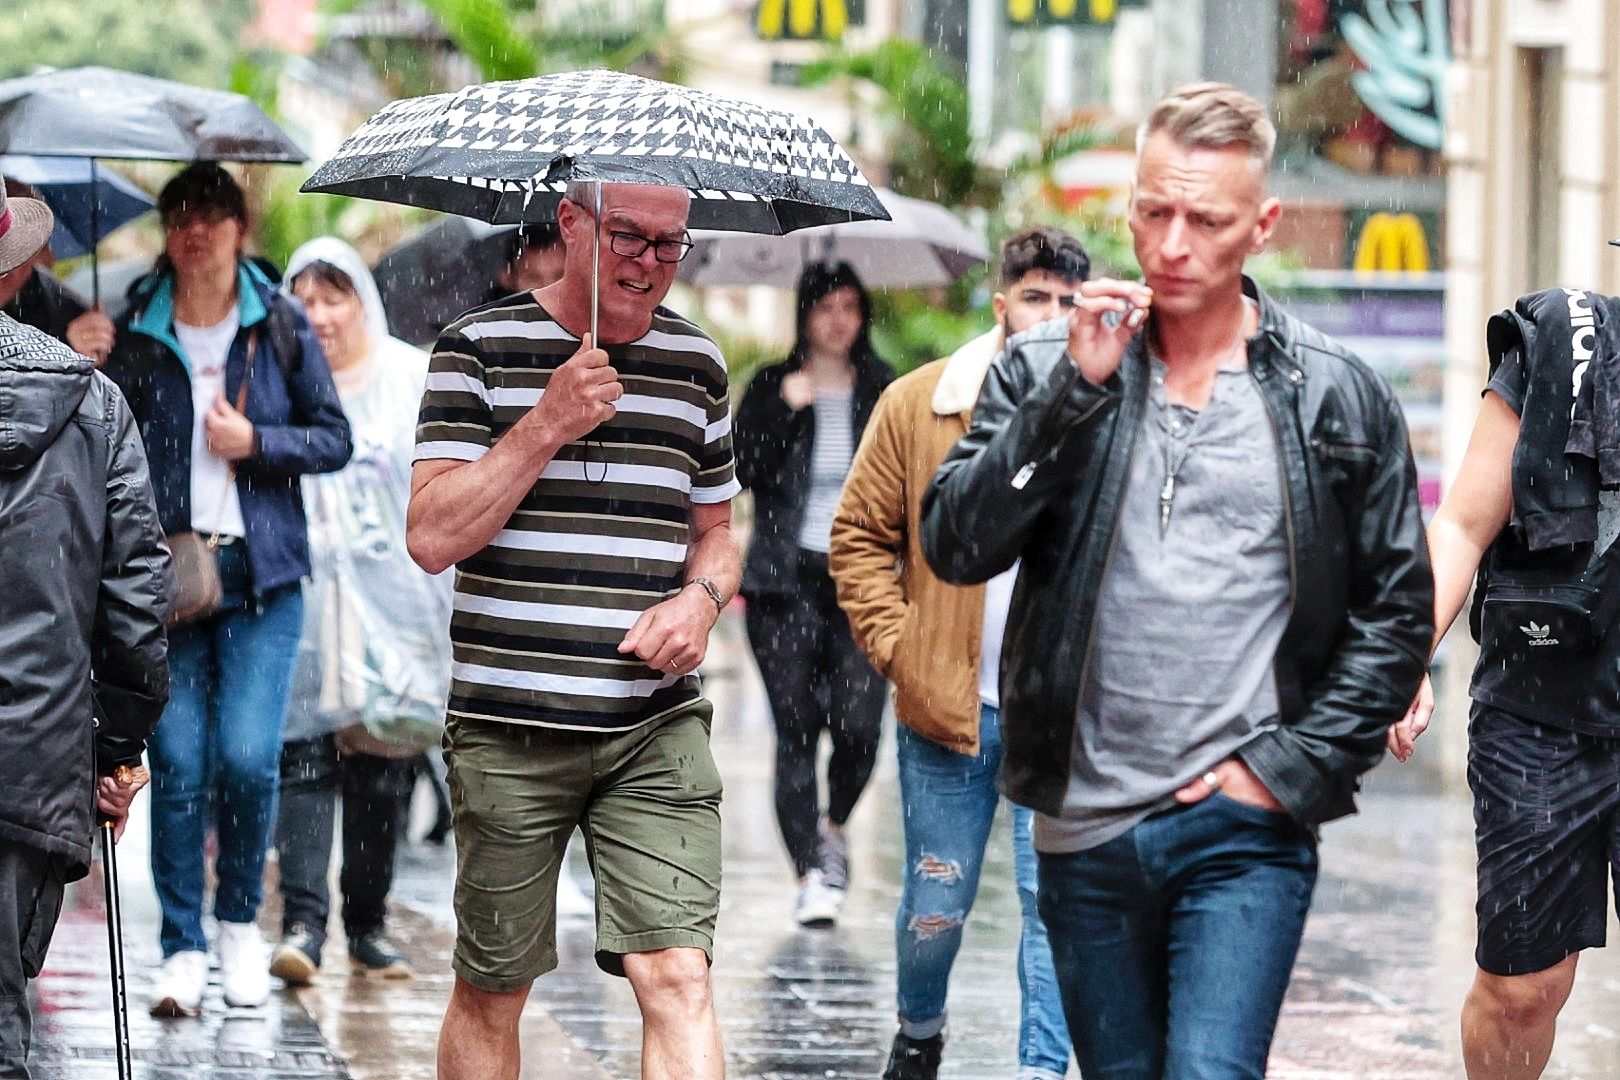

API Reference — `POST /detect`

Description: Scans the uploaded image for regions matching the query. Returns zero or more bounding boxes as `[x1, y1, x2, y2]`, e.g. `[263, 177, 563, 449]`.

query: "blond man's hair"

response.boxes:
[1136, 82, 1276, 173]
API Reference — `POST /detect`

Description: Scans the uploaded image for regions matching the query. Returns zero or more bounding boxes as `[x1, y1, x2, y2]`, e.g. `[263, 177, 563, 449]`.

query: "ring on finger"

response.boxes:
[1202, 770, 1223, 791]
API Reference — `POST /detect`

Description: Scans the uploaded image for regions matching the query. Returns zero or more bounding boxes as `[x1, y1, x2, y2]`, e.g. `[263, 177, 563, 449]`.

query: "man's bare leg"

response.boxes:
[623, 947, 724, 1080]
[439, 975, 531, 1080]
[1462, 955, 1579, 1080]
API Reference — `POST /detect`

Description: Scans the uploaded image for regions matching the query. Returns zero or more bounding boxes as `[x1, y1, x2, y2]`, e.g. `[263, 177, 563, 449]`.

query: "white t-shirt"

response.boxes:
[178, 311, 246, 538]
[979, 561, 1019, 708]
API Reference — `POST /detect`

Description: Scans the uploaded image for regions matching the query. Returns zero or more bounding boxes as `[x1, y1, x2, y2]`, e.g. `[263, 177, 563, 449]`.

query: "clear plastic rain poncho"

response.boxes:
[281, 237, 452, 754]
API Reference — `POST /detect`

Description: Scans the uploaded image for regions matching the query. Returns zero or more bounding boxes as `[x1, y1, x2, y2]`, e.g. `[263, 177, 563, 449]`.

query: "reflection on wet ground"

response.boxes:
[35, 613, 1620, 1077]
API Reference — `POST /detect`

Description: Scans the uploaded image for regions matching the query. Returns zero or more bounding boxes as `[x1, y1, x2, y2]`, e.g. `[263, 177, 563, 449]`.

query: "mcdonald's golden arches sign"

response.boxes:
[1006, 0, 1146, 27]
[756, 0, 862, 39]
[1354, 212, 1431, 274]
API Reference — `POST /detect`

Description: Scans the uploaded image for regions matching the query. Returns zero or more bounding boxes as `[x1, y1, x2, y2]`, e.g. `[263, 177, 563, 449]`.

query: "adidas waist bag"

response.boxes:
[1479, 581, 1603, 660]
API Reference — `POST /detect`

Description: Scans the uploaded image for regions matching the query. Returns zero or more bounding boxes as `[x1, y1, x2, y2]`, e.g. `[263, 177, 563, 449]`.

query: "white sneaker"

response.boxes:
[795, 869, 842, 928]
[149, 950, 208, 1018]
[217, 921, 271, 1008]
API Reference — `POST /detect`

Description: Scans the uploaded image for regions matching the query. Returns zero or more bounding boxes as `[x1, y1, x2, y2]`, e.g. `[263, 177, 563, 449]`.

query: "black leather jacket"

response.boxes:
[921, 281, 1433, 828]
[0, 315, 170, 877]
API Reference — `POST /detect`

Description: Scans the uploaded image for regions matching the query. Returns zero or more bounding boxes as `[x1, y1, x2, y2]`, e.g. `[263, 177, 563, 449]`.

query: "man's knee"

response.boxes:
[447, 975, 531, 1030]
[624, 948, 713, 1018]
[1470, 959, 1578, 1031]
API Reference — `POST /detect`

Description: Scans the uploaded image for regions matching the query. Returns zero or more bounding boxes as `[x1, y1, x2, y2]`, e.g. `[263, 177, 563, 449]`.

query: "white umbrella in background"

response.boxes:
[680, 187, 990, 289]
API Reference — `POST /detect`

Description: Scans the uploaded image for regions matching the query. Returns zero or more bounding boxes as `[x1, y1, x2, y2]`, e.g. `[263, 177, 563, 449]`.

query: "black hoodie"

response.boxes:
[0, 314, 169, 877]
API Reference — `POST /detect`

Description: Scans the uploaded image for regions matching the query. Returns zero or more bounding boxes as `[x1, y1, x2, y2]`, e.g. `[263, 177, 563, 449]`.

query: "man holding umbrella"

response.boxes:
[409, 180, 739, 1080]
[0, 179, 114, 360]
[0, 183, 169, 1077]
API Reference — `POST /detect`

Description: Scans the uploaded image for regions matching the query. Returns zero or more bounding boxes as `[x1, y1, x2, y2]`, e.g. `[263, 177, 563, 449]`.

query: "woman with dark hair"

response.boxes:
[734, 261, 894, 927]
[103, 163, 352, 1017]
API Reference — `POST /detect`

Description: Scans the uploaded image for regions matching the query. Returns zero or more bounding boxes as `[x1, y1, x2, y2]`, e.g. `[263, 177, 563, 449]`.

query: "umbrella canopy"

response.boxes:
[371, 216, 519, 346]
[0, 67, 306, 162]
[681, 187, 989, 289]
[302, 69, 888, 234]
[0, 155, 153, 259]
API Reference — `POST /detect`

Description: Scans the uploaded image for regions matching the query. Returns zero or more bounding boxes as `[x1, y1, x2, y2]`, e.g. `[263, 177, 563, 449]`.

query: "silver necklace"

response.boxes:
[1156, 334, 1247, 538]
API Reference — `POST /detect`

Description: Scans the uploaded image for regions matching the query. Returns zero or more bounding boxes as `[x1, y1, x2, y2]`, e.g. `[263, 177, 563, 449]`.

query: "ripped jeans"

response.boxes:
[894, 705, 1070, 1076]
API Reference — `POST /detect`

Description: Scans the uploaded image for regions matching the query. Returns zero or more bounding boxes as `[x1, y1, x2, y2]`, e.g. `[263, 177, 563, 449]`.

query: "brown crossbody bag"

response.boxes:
[165, 330, 256, 628]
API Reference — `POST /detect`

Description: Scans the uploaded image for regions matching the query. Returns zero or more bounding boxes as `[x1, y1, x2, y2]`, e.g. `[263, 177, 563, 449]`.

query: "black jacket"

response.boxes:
[921, 281, 1433, 828]
[0, 314, 170, 878]
[2, 269, 88, 345]
[106, 264, 352, 596]
[734, 353, 893, 596]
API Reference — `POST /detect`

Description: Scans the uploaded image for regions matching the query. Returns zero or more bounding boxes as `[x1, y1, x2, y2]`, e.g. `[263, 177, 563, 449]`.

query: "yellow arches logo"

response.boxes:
[1007, 0, 1122, 25]
[1354, 212, 1431, 273]
[756, 0, 850, 39]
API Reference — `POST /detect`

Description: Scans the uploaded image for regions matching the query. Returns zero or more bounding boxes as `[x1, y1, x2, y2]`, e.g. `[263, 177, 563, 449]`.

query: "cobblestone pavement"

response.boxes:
[33, 612, 1620, 1077]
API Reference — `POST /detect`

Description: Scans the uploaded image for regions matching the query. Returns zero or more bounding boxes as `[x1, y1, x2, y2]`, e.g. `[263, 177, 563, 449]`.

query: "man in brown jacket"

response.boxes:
[829, 228, 1088, 1080]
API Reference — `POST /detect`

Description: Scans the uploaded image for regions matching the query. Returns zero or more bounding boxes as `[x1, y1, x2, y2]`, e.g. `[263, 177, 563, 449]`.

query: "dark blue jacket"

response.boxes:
[105, 262, 352, 596]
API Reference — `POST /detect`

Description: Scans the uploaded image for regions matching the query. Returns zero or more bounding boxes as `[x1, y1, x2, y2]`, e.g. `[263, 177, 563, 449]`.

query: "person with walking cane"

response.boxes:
[0, 182, 170, 1079]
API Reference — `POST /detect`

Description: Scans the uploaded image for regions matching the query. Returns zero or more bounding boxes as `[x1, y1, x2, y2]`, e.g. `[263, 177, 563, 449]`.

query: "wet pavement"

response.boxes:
[32, 611, 1620, 1078]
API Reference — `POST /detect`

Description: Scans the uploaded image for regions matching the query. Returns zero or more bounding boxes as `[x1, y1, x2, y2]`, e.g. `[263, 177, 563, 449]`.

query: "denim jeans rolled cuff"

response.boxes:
[149, 541, 304, 957]
[1038, 796, 1318, 1080]
[893, 704, 1070, 1074]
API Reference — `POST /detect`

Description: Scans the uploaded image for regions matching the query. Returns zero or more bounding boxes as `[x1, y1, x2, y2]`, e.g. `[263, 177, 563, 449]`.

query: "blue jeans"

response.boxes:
[148, 542, 303, 957]
[1038, 794, 1319, 1080]
[895, 705, 1070, 1076]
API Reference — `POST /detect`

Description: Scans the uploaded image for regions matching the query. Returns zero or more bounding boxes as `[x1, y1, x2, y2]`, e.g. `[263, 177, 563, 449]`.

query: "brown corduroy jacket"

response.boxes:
[829, 329, 1002, 755]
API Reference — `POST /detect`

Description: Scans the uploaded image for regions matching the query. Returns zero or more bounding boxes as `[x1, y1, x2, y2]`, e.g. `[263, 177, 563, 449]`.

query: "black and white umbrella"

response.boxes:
[302, 69, 889, 235]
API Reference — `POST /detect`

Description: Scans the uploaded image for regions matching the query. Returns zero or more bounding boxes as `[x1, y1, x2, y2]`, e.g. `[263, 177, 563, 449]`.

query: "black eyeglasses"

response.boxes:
[569, 200, 693, 263]
[607, 230, 694, 263]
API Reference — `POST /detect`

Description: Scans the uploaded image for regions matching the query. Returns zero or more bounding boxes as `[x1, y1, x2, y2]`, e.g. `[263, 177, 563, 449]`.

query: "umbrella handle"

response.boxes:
[89, 160, 101, 310]
[100, 821, 132, 1080]
[590, 180, 601, 344]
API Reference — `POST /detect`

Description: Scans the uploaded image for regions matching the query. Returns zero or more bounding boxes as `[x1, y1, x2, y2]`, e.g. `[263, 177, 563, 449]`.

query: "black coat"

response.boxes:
[0, 315, 170, 878]
[734, 353, 893, 596]
[922, 281, 1434, 829]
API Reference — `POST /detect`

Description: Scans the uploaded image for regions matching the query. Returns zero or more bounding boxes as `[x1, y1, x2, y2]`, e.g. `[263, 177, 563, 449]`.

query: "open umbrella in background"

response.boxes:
[681, 187, 990, 289]
[371, 216, 519, 346]
[0, 155, 154, 259]
[302, 68, 888, 339]
[0, 66, 306, 302]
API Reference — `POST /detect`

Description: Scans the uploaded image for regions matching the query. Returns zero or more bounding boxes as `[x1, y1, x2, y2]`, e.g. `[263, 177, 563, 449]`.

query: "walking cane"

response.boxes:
[100, 764, 143, 1080]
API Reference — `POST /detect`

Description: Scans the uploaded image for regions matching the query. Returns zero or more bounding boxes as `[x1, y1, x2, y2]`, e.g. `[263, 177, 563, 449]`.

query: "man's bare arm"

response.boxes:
[408, 334, 620, 574]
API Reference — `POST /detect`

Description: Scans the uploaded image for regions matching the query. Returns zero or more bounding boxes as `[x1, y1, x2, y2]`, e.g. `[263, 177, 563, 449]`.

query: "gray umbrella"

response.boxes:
[0, 67, 305, 303]
[681, 187, 989, 289]
[0, 67, 306, 163]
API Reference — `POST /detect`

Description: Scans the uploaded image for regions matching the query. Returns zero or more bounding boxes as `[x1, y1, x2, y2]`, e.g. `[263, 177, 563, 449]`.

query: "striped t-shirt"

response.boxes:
[415, 293, 741, 732]
[796, 389, 855, 553]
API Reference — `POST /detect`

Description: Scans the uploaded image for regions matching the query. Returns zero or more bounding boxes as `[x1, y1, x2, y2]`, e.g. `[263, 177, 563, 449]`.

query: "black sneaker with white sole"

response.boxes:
[881, 1030, 945, 1080]
[348, 930, 412, 979]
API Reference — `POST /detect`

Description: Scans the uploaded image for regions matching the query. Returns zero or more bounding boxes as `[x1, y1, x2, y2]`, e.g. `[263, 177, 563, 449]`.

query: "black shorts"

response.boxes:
[1470, 702, 1620, 976]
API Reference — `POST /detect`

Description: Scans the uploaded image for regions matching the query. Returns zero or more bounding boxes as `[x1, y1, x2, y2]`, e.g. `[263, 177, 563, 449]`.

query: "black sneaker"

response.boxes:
[269, 923, 323, 987]
[818, 818, 849, 892]
[347, 930, 413, 979]
[881, 1030, 944, 1080]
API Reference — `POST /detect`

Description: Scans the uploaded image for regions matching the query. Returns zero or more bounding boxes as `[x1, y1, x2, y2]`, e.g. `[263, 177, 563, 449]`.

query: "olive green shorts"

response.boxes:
[443, 699, 723, 990]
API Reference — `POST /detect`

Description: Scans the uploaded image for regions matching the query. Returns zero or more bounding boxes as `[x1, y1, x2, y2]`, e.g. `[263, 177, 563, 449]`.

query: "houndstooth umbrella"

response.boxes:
[300, 69, 889, 234]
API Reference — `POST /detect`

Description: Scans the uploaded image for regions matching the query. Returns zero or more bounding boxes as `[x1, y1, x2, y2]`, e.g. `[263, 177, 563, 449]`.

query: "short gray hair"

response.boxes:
[1136, 82, 1276, 172]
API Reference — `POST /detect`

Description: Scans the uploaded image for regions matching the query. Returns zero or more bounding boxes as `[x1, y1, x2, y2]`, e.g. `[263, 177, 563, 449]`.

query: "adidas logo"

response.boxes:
[1520, 621, 1560, 647]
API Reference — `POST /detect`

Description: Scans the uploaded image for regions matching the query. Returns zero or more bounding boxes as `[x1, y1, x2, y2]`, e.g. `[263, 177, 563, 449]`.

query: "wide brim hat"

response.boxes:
[0, 183, 54, 275]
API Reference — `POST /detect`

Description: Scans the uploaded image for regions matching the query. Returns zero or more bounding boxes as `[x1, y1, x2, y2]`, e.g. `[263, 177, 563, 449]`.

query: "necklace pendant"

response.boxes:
[1159, 474, 1175, 537]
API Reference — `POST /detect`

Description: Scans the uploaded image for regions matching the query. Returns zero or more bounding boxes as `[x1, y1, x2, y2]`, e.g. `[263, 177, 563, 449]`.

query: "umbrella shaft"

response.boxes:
[100, 824, 131, 1080]
[591, 181, 601, 344]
